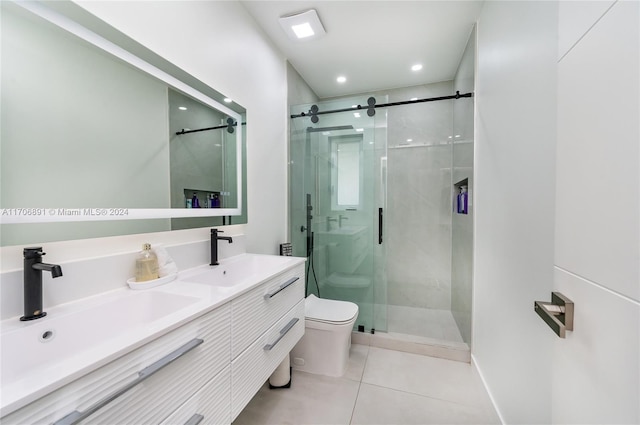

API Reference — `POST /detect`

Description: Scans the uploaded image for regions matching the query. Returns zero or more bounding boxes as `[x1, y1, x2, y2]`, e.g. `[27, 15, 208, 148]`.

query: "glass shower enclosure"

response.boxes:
[289, 87, 474, 346]
[289, 96, 388, 333]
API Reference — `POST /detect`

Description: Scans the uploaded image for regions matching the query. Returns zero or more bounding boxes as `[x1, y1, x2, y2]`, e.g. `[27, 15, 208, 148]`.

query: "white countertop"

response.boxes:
[0, 253, 305, 417]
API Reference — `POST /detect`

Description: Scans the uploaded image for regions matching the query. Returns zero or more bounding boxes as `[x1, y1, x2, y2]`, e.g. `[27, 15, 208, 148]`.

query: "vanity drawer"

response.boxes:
[231, 264, 304, 358]
[159, 365, 230, 425]
[3, 304, 231, 425]
[231, 299, 305, 420]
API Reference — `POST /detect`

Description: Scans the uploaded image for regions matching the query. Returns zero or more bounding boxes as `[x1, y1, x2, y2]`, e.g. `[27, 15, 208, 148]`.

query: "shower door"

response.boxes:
[290, 97, 387, 333]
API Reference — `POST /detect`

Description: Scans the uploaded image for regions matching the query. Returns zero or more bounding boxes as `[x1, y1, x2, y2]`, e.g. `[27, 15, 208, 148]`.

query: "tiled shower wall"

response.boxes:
[383, 81, 455, 310]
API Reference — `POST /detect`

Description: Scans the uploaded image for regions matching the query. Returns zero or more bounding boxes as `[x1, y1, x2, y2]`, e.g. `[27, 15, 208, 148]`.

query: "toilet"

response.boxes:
[290, 294, 359, 377]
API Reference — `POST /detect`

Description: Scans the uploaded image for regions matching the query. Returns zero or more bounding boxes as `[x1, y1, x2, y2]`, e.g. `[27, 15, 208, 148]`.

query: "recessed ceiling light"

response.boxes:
[410, 97, 418, 101]
[356, 128, 364, 132]
[353, 112, 361, 118]
[292, 23, 314, 38]
[411, 64, 423, 71]
[178, 106, 187, 111]
[224, 98, 232, 103]
[337, 76, 347, 83]
[279, 9, 326, 41]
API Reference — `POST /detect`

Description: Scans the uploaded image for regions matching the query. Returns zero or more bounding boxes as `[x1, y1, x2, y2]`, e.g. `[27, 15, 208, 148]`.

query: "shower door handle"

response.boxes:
[378, 208, 383, 244]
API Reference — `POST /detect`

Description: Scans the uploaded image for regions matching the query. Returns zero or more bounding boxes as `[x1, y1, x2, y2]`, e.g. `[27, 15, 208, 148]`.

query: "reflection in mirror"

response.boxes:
[0, 1, 247, 246]
[331, 136, 363, 210]
[169, 88, 244, 230]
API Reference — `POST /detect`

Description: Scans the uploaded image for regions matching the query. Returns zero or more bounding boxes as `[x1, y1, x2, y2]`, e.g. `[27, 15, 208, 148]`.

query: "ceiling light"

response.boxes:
[292, 23, 314, 38]
[337, 76, 347, 83]
[178, 106, 187, 111]
[279, 9, 326, 41]
[224, 98, 232, 103]
[356, 128, 364, 132]
[411, 64, 423, 71]
[410, 97, 418, 101]
[353, 112, 361, 118]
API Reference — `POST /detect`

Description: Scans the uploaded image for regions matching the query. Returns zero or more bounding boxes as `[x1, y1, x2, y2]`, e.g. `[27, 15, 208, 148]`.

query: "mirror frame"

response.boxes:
[1, 0, 243, 224]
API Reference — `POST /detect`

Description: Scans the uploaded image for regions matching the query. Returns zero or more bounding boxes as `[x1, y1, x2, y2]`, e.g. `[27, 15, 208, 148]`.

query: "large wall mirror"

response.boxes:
[0, 1, 247, 246]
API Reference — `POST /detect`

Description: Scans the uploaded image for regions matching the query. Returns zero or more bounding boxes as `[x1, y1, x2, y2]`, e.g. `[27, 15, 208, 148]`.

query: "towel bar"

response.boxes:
[534, 292, 574, 338]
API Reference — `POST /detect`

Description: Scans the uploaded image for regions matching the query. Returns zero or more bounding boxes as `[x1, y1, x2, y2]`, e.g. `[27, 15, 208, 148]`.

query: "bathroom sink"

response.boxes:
[0, 290, 199, 390]
[179, 253, 300, 288]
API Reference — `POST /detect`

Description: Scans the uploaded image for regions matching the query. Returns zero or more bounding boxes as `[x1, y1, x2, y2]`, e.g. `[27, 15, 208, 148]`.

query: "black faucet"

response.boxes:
[210, 229, 233, 266]
[21, 247, 63, 321]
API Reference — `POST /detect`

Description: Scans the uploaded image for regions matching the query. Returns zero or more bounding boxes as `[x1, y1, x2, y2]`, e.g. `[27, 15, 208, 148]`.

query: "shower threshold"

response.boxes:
[351, 330, 470, 363]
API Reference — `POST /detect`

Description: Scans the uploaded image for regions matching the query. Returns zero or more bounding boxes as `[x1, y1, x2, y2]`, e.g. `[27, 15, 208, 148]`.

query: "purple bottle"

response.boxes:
[460, 186, 468, 214]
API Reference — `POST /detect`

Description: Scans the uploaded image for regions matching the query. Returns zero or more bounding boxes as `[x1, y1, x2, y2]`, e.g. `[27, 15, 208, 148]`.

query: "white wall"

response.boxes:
[286, 61, 318, 244]
[0, 1, 288, 272]
[475, 1, 640, 423]
[473, 2, 558, 423]
[553, 1, 639, 422]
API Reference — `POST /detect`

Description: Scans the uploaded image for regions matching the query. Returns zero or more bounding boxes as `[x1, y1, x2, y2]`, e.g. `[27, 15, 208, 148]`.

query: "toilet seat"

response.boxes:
[305, 294, 358, 325]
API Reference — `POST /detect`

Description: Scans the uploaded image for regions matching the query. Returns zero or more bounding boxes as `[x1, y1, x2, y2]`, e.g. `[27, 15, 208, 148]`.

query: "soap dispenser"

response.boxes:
[135, 243, 159, 282]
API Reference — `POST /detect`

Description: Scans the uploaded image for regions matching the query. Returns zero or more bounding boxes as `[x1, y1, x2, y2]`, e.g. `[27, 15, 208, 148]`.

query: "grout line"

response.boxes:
[558, 0, 619, 63]
[554, 265, 640, 306]
[348, 346, 370, 425]
[360, 381, 492, 415]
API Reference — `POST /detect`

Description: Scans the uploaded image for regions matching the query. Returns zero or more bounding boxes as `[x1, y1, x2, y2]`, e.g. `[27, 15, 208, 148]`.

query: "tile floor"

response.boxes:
[233, 345, 501, 425]
[386, 305, 465, 343]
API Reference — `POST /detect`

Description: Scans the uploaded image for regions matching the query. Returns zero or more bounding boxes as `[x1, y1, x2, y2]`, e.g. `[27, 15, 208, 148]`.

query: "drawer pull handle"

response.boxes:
[264, 277, 299, 299]
[184, 414, 204, 425]
[263, 318, 299, 351]
[53, 338, 204, 425]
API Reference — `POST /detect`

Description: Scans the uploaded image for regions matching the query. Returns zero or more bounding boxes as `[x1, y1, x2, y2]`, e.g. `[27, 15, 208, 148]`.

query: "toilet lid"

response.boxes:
[305, 294, 359, 323]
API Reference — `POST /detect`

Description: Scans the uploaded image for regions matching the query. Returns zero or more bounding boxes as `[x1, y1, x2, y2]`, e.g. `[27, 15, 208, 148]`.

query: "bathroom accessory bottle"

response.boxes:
[460, 186, 468, 214]
[192, 192, 200, 208]
[135, 243, 159, 282]
[456, 187, 463, 213]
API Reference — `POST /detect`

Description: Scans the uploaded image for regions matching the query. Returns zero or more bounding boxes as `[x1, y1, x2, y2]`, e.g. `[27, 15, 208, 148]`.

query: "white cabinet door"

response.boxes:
[4, 304, 231, 425]
[231, 264, 304, 358]
[231, 300, 305, 421]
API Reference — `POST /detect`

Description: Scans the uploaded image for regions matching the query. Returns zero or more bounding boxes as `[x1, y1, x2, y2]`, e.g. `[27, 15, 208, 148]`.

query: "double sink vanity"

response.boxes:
[0, 250, 306, 424]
